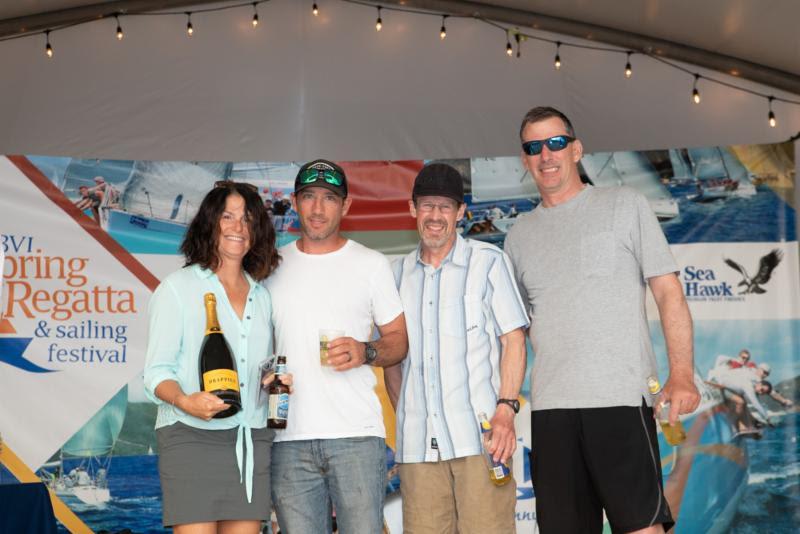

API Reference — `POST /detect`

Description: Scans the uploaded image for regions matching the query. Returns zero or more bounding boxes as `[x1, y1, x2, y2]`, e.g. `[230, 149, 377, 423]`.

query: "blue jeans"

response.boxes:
[271, 437, 387, 534]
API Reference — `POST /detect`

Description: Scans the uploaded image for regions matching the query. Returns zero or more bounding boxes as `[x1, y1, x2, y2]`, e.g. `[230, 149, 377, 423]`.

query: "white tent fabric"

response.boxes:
[0, 0, 797, 163]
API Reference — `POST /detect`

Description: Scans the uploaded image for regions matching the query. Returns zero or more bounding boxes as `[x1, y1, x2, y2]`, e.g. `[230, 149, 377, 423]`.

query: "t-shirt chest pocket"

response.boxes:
[580, 231, 615, 277]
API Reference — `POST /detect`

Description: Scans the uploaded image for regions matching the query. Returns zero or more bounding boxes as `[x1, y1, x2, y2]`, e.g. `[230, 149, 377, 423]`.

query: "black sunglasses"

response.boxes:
[214, 180, 258, 193]
[521, 135, 575, 156]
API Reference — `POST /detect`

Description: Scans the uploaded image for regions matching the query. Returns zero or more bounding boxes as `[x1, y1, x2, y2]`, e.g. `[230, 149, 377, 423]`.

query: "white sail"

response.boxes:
[470, 157, 540, 202]
[118, 161, 232, 225]
[581, 151, 679, 220]
[686, 147, 757, 200]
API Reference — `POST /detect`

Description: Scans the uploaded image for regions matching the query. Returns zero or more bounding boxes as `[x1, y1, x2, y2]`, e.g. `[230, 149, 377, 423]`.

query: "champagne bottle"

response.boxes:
[198, 293, 241, 419]
[478, 412, 512, 486]
[267, 356, 289, 429]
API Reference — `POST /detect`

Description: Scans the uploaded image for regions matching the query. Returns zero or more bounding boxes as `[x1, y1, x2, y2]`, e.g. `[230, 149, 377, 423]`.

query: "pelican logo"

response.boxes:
[724, 249, 783, 295]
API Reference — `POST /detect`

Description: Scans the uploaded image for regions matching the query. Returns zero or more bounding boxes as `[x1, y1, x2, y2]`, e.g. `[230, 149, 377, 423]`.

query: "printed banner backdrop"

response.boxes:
[0, 142, 797, 533]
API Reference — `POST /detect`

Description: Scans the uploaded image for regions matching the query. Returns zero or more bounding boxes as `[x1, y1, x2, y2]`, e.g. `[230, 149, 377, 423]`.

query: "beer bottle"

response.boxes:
[198, 293, 241, 418]
[478, 412, 512, 486]
[268, 356, 289, 429]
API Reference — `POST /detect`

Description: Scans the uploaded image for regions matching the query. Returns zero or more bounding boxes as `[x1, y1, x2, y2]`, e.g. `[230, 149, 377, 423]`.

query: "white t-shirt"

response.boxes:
[264, 239, 404, 441]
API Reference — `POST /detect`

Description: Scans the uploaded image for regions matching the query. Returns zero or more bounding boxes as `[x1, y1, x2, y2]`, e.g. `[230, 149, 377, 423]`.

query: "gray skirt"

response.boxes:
[156, 422, 274, 527]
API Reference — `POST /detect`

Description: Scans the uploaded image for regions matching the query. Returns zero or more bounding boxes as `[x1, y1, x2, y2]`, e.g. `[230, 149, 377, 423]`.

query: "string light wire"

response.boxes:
[1, 0, 794, 120]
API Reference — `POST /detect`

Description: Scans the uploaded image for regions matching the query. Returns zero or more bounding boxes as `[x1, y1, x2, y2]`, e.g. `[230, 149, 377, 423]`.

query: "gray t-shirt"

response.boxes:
[505, 185, 678, 410]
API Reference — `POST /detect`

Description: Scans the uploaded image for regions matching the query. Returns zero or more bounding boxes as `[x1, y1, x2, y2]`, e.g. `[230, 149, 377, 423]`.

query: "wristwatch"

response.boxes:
[364, 342, 378, 365]
[497, 398, 520, 414]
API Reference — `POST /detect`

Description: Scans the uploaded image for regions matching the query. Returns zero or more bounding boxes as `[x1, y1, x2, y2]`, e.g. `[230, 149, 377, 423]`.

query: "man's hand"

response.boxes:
[658, 374, 700, 425]
[261, 372, 294, 393]
[486, 404, 517, 464]
[326, 337, 367, 371]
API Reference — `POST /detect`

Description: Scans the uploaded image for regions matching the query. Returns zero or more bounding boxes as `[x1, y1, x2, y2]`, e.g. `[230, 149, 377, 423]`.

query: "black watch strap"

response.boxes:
[364, 342, 378, 365]
[497, 398, 520, 414]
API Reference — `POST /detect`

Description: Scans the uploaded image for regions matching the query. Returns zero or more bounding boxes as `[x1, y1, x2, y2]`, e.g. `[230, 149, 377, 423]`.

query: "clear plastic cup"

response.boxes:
[319, 329, 344, 366]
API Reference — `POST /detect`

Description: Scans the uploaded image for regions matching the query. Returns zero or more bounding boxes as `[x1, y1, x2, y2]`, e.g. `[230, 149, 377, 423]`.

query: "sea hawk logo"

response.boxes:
[723, 249, 783, 295]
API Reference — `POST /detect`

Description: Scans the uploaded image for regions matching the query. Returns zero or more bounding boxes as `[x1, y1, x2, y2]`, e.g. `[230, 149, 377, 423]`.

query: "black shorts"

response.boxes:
[530, 399, 674, 534]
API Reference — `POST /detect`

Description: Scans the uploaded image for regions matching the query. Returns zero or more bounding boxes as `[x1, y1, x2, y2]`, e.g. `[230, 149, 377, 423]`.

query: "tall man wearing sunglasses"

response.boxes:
[504, 107, 700, 534]
[264, 159, 408, 533]
[385, 163, 529, 533]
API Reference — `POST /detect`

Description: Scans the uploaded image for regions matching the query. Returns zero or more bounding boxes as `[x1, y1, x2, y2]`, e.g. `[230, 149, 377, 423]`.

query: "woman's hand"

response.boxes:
[176, 391, 229, 421]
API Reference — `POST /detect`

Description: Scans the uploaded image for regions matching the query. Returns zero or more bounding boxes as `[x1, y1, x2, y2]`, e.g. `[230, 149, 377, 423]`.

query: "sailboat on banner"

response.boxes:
[98, 161, 233, 237]
[229, 161, 301, 233]
[460, 157, 540, 243]
[39, 386, 127, 507]
[580, 151, 680, 221]
[682, 147, 757, 202]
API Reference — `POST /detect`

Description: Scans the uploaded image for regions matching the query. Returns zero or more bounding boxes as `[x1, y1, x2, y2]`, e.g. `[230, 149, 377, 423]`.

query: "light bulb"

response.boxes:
[692, 88, 700, 104]
[554, 54, 561, 70]
[312, 3, 319, 16]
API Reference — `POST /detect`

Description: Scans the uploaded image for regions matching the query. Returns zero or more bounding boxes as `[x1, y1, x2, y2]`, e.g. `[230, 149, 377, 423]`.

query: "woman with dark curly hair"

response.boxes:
[143, 181, 290, 533]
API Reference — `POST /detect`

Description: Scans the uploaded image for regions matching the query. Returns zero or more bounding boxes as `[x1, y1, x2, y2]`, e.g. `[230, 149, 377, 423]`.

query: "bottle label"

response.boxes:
[491, 463, 510, 479]
[203, 369, 239, 392]
[276, 362, 287, 376]
[268, 393, 289, 420]
[647, 376, 662, 395]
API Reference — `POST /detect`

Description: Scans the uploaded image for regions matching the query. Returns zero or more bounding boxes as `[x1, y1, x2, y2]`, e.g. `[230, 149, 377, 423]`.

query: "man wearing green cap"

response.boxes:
[265, 159, 408, 533]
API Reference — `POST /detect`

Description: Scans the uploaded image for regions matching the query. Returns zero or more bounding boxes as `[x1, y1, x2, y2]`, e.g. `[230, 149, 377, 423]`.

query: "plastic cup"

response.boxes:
[319, 329, 345, 366]
[658, 403, 687, 446]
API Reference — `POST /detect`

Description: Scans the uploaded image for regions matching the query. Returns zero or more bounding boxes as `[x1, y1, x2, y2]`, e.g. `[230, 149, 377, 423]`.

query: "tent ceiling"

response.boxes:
[2, 0, 797, 78]
[0, 0, 796, 162]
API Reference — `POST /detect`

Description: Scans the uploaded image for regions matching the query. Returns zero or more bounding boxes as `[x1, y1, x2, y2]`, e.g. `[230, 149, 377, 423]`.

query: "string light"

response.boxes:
[45, 30, 53, 58]
[115, 16, 124, 41]
[768, 97, 777, 127]
[554, 41, 561, 70]
[4, 0, 798, 127]
[624, 51, 632, 78]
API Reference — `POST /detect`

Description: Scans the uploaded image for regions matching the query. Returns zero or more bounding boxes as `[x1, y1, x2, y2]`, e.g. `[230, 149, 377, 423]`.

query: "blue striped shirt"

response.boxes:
[392, 235, 529, 463]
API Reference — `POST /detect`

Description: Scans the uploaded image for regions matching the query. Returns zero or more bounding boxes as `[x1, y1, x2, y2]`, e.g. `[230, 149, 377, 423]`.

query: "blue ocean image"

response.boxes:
[730, 411, 800, 533]
[54, 455, 166, 534]
[662, 184, 796, 243]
